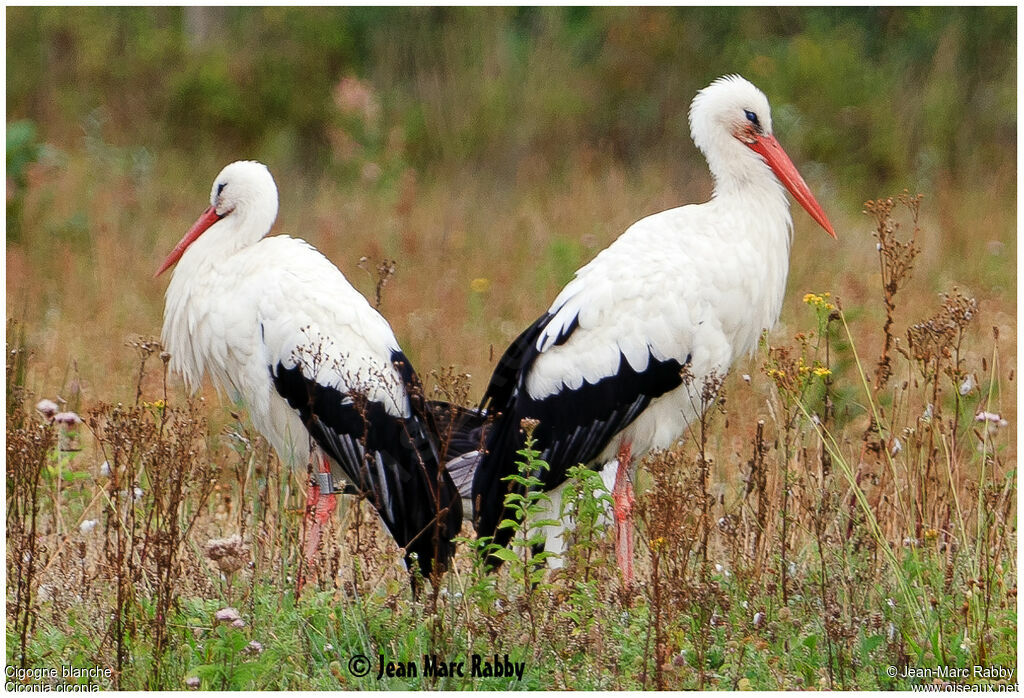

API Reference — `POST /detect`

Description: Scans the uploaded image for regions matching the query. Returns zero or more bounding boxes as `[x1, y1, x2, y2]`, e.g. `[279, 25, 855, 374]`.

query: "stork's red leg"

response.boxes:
[612, 441, 635, 588]
[298, 454, 338, 594]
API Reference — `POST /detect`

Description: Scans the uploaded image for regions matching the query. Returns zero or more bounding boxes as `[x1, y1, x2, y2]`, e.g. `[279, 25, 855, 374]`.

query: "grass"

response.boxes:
[3, 27, 1018, 677]
[5, 150, 1016, 690]
[5, 9, 1017, 689]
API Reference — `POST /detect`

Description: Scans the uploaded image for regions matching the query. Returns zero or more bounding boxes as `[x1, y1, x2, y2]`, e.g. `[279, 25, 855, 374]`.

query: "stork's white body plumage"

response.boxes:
[163, 234, 407, 467]
[471, 75, 835, 580]
[528, 192, 793, 461]
[157, 161, 461, 589]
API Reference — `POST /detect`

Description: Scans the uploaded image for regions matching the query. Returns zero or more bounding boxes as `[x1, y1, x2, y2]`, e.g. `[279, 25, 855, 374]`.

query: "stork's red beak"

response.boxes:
[155, 206, 222, 277]
[747, 134, 836, 239]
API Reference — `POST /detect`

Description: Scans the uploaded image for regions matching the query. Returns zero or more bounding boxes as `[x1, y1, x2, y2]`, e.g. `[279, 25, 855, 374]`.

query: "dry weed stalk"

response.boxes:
[6, 416, 56, 668]
[865, 192, 921, 392]
[636, 370, 727, 690]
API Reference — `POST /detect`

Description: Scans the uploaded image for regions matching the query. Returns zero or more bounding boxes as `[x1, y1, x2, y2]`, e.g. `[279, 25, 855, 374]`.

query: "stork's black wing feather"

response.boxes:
[271, 350, 462, 579]
[472, 311, 687, 555]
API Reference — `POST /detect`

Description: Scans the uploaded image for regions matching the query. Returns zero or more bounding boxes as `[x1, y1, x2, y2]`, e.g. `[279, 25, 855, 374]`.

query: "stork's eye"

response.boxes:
[216, 182, 227, 197]
[744, 110, 760, 127]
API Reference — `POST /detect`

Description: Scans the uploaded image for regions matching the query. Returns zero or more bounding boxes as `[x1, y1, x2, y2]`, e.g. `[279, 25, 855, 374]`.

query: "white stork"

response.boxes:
[156, 160, 462, 591]
[471, 75, 836, 584]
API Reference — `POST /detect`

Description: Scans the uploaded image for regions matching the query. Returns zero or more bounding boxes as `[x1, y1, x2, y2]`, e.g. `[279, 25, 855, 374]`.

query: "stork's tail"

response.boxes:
[425, 399, 489, 517]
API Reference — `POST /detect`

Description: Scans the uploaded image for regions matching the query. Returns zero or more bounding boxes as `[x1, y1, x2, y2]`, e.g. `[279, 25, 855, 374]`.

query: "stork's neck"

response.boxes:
[711, 151, 787, 203]
[709, 158, 793, 245]
[706, 159, 793, 356]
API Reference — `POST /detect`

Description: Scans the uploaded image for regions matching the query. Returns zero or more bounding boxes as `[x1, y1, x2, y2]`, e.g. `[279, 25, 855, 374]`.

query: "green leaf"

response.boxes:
[861, 634, 884, 653]
[488, 548, 521, 564]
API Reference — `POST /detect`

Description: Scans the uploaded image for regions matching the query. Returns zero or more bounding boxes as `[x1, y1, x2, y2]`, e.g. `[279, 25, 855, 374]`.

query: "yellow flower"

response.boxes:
[470, 277, 491, 293]
[813, 367, 832, 378]
[803, 291, 837, 311]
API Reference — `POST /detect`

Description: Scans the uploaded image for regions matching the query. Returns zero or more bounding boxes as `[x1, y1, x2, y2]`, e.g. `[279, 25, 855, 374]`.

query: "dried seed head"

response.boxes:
[204, 534, 250, 575]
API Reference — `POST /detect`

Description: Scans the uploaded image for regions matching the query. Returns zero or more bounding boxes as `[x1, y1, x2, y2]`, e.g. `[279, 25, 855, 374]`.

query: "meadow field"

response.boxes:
[5, 7, 1016, 690]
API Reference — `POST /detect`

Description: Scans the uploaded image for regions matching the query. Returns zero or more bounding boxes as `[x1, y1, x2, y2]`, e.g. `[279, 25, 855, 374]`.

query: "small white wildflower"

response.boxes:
[184, 676, 200, 690]
[876, 242, 882, 251]
[214, 607, 241, 624]
[741, 374, 751, 383]
[231, 618, 246, 629]
[99, 461, 111, 477]
[890, 438, 902, 456]
[959, 375, 975, 395]
[923, 403, 933, 421]
[53, 411, 83, 427]
[133, 486, 144, 501]
[35, 399, 59, 420]
[79, 519, 98, 535]
[752, 611, 766, 628]
[886, 598, 896, 609]
[789, 561, 797, 576]
[324, 643, 334, 652]
[741, 600, 749, 610]
[888, 622, 897, 643]
[975, 411, 1001, 423]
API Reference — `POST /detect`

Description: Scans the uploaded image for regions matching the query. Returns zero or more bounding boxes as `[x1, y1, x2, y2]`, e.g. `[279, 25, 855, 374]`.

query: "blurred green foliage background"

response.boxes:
[4, 6, 1017, 401]
[7, 6, 1016, 198]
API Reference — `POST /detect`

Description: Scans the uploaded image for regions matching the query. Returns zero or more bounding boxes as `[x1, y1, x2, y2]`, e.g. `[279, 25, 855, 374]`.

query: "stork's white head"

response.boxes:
[689, 75, 835, 238]
[156, 160, 280, 276]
